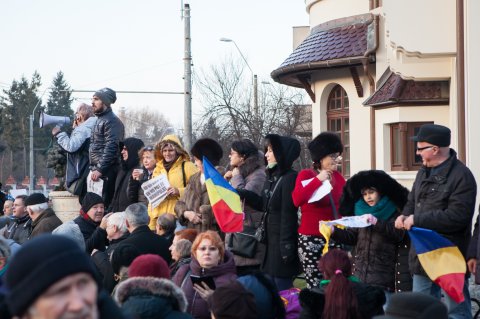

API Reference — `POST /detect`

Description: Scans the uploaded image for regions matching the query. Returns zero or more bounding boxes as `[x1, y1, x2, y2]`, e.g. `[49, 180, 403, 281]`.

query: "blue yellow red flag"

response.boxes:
[408, 227, 466, 303]
[203, 157, 243, 233]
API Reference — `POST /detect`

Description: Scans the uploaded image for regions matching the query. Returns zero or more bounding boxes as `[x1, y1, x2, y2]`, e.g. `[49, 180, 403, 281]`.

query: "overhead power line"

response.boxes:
[67, 89, 184, 95]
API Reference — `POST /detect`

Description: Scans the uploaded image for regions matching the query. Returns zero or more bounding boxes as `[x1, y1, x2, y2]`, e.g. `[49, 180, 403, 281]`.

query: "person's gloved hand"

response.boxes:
[362, 214, 378, 225]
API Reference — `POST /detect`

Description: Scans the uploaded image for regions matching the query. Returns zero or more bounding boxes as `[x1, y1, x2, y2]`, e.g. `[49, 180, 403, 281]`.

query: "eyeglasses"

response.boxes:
[144, 146, 154, 151]
[328, 153, 341, 160]
[416, 146, 434, 152]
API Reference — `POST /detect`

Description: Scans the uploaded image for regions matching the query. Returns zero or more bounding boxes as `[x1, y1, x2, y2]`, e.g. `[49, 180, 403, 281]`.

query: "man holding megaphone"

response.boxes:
[52, 103, 97, 201]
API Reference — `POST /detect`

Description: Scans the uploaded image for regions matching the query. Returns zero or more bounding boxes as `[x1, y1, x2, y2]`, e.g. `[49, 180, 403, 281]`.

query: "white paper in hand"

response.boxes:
[324, 216, 371, 228]
[87, 171, 104, 197]
[301, 178, 333, 203]
[141, 174, 171, 209]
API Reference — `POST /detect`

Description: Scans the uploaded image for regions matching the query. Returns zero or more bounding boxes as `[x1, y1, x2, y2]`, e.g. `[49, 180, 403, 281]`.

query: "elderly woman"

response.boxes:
[238, 134, 302, 291]
[175, 138, 224, 234]
[292, 132, 345, 288]
[149, 135, 198, 230]
[170, 239, 193, 278]
[128, 145, 157, 206]
[172, 230, 237, 319]
[224, 139, 266, 275]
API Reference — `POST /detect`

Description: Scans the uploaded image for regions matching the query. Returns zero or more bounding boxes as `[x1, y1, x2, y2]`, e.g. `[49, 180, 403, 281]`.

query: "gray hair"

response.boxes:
[125, 203, 149, 228]
[107, 212, 127, 234]
[76, 103, 94, 121]
[0, 237, 11, 259]
[174, 239, 192, 259]
[52, 221, 86, 252]
[157, 213, 176, 235]
[28, 202, 48, 213]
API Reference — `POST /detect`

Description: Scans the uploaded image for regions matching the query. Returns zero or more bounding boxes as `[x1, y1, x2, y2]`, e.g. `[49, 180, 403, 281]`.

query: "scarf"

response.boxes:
[354, 195, 397, 221]
[163, 157, 178, 172]
[320, 275, 361, 287]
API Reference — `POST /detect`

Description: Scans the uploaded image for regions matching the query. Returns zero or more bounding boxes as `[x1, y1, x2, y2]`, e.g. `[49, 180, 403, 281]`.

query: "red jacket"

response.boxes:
[292, 169, 345, 236]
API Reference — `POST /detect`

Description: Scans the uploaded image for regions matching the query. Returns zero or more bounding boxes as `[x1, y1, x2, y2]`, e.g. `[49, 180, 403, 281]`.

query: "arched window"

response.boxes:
[327, 85, 350, 177]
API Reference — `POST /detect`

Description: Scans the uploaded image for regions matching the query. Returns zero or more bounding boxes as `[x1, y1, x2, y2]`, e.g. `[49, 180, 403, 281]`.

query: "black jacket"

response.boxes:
[239, 134, 301, 278]
[110, 137, 145, 212]
[116, 225, 172, 264]
[403, 149, 477, 275]
[89, 107, 125, 175]
[73, 215, 109, 254]
[0, 215, 31, 245]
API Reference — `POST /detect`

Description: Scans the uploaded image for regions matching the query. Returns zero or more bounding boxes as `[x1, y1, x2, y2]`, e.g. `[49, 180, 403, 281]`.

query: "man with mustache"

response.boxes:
[73, 192, 111, 254]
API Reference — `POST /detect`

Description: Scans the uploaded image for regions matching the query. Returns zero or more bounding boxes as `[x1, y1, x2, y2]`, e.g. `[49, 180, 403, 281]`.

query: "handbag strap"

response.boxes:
[328, 192, 339, 220]
[262, 175, 284, 219]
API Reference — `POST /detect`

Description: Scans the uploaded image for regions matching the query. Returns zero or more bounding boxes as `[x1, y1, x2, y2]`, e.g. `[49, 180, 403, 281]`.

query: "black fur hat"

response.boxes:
[339, 170, 410, 216]
[191, 138, 223, 166]
[308, 132, 343, 163]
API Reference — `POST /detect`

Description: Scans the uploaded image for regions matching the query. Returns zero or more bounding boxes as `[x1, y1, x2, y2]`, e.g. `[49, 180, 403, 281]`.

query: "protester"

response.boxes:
[292, 132, 345, 288]
[110, 137, 145, 212]
[73, 192, 110, 253]
[114, 276, 192, 319]
[299, 249, 385, 319]
[110, 243, 141, 287]
[395, 124, 477, 318]
[26, 193, 62, 239]
[52, 220, 86, 251]
[0, 199, 13, 230]
[175, 138, 224, 234]
[128, 254, 170, 279]
[53, 102, 96, 201]
[5, 235, 126, 319]
[89, 87, 125, 208]
[172, 230, 237, 319]
[239, 134, 302, 291]
[0, 238, 11, 317]
[156, 213, 177, 246]
[210, 280, 258, 319]
[224, 139, 266, 275]
[0, 195, 31, 244]
[149, 135, 197, 230]
[332, 170, 411, 303]
[117, 203, 171, 264]
[374, 292, 448, 319]
[129, 145, 157, 205]
[170, 239, 192, 278]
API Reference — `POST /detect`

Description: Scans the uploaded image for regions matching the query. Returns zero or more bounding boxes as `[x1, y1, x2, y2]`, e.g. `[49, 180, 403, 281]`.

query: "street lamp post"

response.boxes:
[219, 38, 258, 118]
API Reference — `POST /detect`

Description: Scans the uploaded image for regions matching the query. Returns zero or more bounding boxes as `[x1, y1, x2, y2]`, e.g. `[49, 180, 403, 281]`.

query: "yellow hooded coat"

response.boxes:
[148, 134, 198, 229]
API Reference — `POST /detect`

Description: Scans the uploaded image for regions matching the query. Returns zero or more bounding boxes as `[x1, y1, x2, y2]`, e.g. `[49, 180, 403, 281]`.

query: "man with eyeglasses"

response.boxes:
[395, 123, 477, 318]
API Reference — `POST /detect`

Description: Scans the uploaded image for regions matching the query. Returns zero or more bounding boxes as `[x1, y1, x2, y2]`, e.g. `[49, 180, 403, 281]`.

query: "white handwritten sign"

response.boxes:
[141, 174, 171, 209]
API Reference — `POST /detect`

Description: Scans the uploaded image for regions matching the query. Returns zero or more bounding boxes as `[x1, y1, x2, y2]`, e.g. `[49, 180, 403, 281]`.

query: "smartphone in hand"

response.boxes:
[190, 275, 216, 290]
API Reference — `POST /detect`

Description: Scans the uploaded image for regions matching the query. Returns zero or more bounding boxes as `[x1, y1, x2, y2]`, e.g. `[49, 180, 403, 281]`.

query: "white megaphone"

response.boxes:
[39, 112, 71, 128]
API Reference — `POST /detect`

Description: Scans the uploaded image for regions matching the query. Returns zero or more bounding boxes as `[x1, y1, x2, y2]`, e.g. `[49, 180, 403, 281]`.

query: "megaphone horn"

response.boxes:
[39, 112, 71, 128]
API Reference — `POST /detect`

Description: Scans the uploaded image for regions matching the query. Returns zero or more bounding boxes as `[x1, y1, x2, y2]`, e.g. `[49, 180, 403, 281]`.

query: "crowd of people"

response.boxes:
[0, 88, 478, 319]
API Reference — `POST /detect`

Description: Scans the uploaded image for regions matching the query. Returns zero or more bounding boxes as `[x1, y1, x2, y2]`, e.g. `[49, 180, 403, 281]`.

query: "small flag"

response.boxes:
[203, 157, 243, 233]
[409, 227, 466, 303]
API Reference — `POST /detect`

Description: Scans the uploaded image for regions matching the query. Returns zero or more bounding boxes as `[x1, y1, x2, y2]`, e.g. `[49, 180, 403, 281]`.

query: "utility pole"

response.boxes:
[183, 3, 192, 151]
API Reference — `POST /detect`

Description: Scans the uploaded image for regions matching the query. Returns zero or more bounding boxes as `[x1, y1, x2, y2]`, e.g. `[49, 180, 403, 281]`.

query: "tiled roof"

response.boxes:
[271, 13, 376, 88]
[363, 70, 450, 107]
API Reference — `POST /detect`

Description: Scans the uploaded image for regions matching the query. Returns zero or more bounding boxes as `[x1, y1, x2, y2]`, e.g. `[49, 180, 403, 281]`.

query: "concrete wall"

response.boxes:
[306, 0, 369, 28]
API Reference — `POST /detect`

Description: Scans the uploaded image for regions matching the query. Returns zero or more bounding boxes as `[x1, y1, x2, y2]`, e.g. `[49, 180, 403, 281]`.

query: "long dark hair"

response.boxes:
[318, 249, 361, 319]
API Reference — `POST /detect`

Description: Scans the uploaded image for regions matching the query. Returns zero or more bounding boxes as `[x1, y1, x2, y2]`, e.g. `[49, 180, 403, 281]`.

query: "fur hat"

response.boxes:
[81, 192, 104, 213]
[94, 87, 117, 106]
[308, 132, 343, 163]
[5, 235, 98, 316]
[210, 280, 258, 319]
[339, 170, 409, 216]
[190, 138, 223, 166]
[128, 254, 170, 279]
[24, 193, 48, 206]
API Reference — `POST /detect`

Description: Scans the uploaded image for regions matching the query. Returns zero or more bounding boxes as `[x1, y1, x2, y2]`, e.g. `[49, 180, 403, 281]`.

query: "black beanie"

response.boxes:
[5, 235, 98, 316]
[190, 138, 223, 166]
[110, 243, 141, 275]
[81, 192, 104, 213]
[94, 87, 117, 106]
[24, 193, 48, 206]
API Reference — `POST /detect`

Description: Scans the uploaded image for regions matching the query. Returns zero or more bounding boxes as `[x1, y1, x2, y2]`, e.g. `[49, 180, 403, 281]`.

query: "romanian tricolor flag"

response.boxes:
[203, 157, 243, 233]
[409, 227, 466, 303]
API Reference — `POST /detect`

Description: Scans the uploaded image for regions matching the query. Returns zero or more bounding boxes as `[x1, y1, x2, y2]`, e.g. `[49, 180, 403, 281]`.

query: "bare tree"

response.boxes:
[122, 107, 174, 146]
[194, 56, 309, 148]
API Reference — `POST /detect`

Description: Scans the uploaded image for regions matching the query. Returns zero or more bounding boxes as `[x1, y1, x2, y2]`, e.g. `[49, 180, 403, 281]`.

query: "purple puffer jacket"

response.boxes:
[172, 250, 237, 319]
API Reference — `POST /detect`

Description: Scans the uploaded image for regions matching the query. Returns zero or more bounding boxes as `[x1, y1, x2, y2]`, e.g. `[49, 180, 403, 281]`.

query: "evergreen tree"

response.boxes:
[46, 71, 74, 117]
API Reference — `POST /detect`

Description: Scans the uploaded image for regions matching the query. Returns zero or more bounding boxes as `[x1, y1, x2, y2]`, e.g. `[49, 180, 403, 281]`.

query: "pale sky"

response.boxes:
[1, 0, 309, 131]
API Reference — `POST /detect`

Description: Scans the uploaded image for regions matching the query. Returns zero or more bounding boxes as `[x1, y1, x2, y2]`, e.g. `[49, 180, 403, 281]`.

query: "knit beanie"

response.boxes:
[94, 87, 117, 106]
[52, 221, 86, 252]
[110, 243, 141, 275]
[24, 193, 48, 206]
[81, 192, 104, 213]
[128, 254, 170, 279]
[210, 280, 258, 319]
[5, 235, 98, 316]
